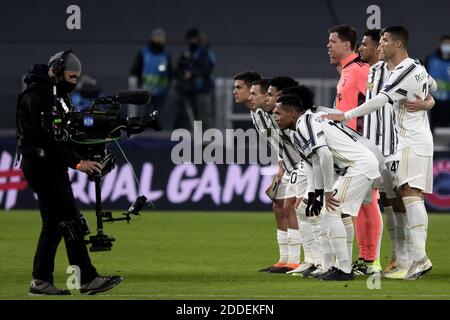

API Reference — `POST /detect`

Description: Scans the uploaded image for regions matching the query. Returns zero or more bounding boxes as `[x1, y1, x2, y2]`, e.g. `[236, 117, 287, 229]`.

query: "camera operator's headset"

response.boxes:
[50, 49, 74, 79]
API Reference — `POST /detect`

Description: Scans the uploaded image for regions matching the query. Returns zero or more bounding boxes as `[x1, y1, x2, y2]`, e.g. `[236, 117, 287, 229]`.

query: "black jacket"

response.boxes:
[175, 45, 215, 94]
[16, 64, 82, 172]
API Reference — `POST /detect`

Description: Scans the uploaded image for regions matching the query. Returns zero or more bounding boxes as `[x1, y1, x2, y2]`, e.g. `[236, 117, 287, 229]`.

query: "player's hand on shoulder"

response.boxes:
[322, 113, 345, 121]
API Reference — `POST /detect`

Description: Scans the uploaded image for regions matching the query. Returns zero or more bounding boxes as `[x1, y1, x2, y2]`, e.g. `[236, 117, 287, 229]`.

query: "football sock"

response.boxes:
[403, 196, 427, 262]
[317, 216, 335, 271]
[277, 229, 289, 263]
[363, 195, 383, 261]
[309, 215, 325, 266]
[287, 228, 301, 264]
[384, 205, 397, 258]
[354, 207, 366, 260]
[394, 212, 409, 268]
[325, 212, 351, 274]
[342, 216, 354, 263]
[296, 201, 313, 263]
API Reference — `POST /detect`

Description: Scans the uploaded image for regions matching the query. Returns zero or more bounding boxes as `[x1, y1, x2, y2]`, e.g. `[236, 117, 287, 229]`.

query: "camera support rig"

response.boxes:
[84, 146, 154, 252]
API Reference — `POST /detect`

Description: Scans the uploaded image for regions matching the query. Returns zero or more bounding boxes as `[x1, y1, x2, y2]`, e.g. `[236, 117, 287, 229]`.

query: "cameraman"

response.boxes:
[16, 50, 122, 295]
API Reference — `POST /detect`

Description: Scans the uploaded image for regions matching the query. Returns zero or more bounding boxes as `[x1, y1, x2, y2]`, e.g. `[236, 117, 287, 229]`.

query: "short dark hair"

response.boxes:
[269, 76, 299, 92]
[328, 24, 358, 50]
[382, 26, 409, 48]
[276, 94, 304, 110]
[280, 85, 314, 110]
[364, 29, 381, 43]
[440, 35, 450, 42]
[252, 78, 270, 94]
[233, 71, 262, 88]
[186, 28, 200, 39]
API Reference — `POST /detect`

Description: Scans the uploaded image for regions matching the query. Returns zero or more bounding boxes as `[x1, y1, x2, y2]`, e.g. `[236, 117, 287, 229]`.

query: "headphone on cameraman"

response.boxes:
[50, 49, 74, 77]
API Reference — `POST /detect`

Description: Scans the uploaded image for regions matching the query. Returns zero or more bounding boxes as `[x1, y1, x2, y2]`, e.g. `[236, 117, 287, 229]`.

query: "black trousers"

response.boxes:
[430, 99, 450, 133]
[22, 168, 98, 284]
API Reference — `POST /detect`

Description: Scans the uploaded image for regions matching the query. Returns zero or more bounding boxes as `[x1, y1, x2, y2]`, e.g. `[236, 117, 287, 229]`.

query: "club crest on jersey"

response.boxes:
[425, 159, 450, 210]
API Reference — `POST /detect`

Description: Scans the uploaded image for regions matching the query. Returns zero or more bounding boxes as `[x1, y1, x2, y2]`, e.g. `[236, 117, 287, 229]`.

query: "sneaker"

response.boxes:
[311, 266, 326, 278]
[384, 257, 396, 273]
[316, 266, 338, 279]
[259, 262, 286, 272]
[366, 260, 382, 274]
[353, 262, 368, 276]
[405, 256, 432, 280]
[383, 267, 408, 279]
[302, 264, 319, 278]
[29, 279, 71, 296]
[354, 261, 382, 276]
[352, 259, 364, 270]
[284, 263, 301, 269]
[269, 266, 294, 273]
[319, 267, 355, 281]
[287, 262, 314, 274]
[79, 275, 123, 295]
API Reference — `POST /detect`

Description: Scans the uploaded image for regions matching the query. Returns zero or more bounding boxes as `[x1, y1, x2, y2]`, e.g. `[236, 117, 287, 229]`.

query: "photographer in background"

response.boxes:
[16, 50, 122, 295]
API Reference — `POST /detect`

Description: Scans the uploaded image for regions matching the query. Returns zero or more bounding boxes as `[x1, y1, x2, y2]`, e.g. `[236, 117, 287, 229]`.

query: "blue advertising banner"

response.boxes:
[0, 138, 449, 212]
[0, 138, 275, 211]
[424, 152, 450, 211]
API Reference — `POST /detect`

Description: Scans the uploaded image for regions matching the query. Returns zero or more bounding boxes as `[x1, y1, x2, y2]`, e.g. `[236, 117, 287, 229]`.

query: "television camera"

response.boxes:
[43, 89, 160, 251]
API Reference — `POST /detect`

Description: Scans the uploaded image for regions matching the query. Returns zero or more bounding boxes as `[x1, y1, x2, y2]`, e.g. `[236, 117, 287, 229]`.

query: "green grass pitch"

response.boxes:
[0, 211, 449, 300]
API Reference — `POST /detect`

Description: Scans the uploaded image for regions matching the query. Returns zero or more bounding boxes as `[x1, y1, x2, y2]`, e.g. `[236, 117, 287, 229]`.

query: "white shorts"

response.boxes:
[293, 171, 308, 200]
[275, 170, 306, 199]
[377, 159, 397, 199]
[330, 174, 373, 217]
[395, 147, 433, 194]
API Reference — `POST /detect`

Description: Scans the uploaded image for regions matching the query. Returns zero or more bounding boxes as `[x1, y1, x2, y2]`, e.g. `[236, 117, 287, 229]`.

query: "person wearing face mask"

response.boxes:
[129, 28, 172, 115]
[171, 28, 216, 130]
[426, 35, 450, 133]
[16, 50, 123, 295]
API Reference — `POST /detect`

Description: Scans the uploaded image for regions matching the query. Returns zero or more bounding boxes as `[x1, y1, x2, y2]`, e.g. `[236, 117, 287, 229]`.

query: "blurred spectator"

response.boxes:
[70, 74, 102, 111]
[172, 28, 216, 130]
[426, 35, 450, 133]
[129, 28, 172, 115]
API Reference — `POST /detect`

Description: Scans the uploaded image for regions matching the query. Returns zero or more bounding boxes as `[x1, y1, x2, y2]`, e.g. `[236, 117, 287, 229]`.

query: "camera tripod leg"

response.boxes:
[85, 175, 115, 252]
[94, 175, 104, 234]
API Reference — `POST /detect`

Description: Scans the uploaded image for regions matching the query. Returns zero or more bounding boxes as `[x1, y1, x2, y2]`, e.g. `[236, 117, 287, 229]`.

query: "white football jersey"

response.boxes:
[380, 58, 433, 156]
[363, 61, 398, 157]
[293, 110, 380, 180]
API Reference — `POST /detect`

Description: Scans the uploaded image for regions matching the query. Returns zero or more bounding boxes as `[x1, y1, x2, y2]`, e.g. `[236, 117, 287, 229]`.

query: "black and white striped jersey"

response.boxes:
[264, 111, 303, 174]
[293, 110, 380, 180]
[250, 108, 302, 174]
[363, 61, 398, 158]
[250, 108, 271, 136]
